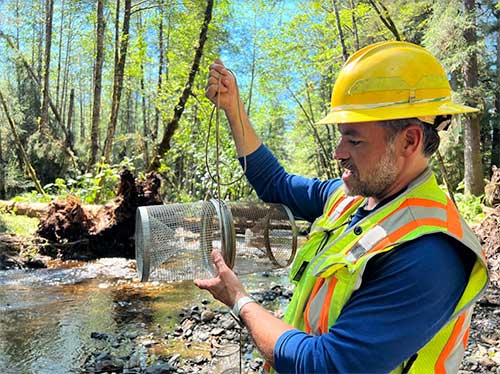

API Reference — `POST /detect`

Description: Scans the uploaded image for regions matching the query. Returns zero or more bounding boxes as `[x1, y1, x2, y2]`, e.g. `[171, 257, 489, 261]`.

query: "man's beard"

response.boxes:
[341, 143, 398, 199]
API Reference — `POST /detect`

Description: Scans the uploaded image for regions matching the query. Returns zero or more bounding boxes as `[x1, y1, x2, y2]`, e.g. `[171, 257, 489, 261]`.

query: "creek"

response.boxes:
[0, 258, 287, 374]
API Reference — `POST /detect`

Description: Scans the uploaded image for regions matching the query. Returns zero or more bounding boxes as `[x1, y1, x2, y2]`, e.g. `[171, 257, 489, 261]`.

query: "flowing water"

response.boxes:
[0, 259, 285, 374]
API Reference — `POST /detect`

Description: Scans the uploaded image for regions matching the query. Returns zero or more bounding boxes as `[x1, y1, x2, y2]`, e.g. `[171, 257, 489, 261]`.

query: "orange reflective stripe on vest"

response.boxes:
[435, 311, 468, 374]
[283, 168, 489, 374]
[304, 278, 325, 334]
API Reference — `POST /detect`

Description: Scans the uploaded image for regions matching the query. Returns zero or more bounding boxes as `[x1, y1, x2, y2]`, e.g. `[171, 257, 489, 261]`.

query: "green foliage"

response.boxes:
[454, 192, 485, 225]
[0, 210, 39, 237]
[0, 0, 498, 204]
[42, 158, 136, 204]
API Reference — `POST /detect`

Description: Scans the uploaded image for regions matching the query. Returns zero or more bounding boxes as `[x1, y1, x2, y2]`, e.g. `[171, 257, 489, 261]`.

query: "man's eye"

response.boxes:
[349, 140, 361, 145]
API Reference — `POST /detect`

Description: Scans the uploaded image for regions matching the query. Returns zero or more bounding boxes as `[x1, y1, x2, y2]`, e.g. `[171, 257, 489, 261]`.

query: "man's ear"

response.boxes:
[401, 125, 423, 156]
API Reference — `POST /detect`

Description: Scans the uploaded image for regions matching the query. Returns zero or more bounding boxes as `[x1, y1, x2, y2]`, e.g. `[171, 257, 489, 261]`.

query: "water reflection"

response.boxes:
[0, 258, 287, 374]
[0, 259, 208, 374]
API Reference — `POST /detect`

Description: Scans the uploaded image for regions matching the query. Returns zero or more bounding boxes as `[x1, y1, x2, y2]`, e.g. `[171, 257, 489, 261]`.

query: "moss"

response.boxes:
[0, 211, 39, 236]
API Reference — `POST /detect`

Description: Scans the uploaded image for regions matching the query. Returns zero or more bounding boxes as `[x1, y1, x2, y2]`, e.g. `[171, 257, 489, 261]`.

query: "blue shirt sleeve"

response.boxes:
[273, 234, 475, 373]
[238, 144, 342, 222]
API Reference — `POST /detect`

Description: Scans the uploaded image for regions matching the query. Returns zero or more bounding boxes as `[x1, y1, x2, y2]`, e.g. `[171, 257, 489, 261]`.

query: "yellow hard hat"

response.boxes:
[316, 41, 478, 125]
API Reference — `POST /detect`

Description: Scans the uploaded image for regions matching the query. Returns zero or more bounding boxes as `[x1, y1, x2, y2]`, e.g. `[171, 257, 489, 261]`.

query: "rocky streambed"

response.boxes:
[82, 279, 291, 374]
[82, 281, 500, 374]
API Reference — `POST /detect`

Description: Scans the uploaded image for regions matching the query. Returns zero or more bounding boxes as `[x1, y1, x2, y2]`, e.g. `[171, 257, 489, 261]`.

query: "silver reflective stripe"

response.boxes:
[328, 196, 357, 223]
[379, 205, 447, 234]
[344, 225, 387, 262]
[330, 96, 450, 111]
[357, 225, 387, 256]
[307, 280, 331, 335]
[443, 309, 473, 373]
[459, 216, 484, 258]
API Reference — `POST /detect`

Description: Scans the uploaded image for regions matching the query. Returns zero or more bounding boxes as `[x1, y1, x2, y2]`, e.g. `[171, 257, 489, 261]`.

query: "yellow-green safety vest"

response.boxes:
[280, 168, 488, 374]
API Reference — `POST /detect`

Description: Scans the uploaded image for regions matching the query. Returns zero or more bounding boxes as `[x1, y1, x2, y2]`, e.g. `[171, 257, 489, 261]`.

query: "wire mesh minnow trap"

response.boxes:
[135, 200, 298, 282]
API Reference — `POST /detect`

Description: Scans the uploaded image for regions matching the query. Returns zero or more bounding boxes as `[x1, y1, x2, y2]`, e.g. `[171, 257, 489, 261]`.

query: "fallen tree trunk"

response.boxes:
[0, 200, 103, 218]
[0, 201, 50, 218]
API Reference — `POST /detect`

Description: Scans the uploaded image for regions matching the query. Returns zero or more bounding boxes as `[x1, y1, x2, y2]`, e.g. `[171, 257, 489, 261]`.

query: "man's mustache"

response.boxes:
[340, 159, 357, 172]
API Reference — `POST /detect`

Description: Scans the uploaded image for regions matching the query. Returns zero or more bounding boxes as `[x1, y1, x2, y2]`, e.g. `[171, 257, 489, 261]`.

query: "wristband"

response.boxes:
[232, 296, 255, 317]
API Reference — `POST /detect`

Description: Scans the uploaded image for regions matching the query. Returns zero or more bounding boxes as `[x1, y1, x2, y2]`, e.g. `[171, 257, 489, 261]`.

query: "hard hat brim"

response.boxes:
[316, 101, 479, 125]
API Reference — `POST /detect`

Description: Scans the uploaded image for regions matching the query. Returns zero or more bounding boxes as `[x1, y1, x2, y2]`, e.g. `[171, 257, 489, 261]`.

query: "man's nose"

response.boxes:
[333, 139, 348, 160]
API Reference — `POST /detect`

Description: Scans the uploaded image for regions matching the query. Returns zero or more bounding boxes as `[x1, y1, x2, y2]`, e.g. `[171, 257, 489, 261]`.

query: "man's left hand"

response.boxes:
[194, 250, 248, 308]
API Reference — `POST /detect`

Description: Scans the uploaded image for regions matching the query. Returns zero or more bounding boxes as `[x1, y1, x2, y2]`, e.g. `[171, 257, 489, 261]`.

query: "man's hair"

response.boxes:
[381, 118, 440, 158]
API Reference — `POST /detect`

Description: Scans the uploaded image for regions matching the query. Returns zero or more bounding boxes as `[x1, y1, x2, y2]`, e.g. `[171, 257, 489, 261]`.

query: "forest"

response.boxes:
[1, 1, 500, 373]
[0, 0, 498, 209]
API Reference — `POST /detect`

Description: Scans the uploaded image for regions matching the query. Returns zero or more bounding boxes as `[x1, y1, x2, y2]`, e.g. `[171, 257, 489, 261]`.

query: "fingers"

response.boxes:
[205, 84, 228, 104]
[193, 250, 228, 289]
[209, 59, 230, 80]
[193, 277, 218, 290]
[211, 250, 229, 273]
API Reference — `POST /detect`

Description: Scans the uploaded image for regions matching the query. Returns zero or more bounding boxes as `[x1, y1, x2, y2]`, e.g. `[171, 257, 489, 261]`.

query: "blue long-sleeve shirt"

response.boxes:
[239, 144, 475, 373]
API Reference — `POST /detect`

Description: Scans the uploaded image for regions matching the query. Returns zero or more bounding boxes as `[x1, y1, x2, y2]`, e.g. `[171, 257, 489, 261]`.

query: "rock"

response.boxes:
[125, 331, 139, 340]
[211, 327, 224, 336]
[142, 339, 158, 347]
[90, 332, 114, 341]
[127, 350, 142, 368]
[145, 363, 175, 374]
[193, 355, 207, 365]
[168, 353, 180, 365]
[221, 319, 236, 330]
[181, 318, 195, 331]
[25, 256, 47, 269]
[95, 357, 124, 372]
[197, 331, 210, 341]
[479, 357, 496, 368]
[94, 351, 111, 361]
[174, 326, 183, 336]
[201, 309, 215, 322]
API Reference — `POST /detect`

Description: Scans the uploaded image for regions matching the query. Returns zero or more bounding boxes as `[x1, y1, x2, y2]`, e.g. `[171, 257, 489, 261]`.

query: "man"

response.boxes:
[195, 41, 489, 373]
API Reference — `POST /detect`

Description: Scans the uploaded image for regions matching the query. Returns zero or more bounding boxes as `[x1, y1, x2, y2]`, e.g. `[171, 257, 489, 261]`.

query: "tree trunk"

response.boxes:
[67, 88, 75, 148]
[148, 0, 214, 172]
[37, 0, 44, 82]
[88, 0, 106, 168]
[246, 44, 257, 116]
[0, 126, 5, 199]
[40, 0, 54, 130]
[435, 149, 456, 205]
[55, 0, 65, 111]
[0, 91, 46, 196]
[494, 9, 500, 168]
[246, 13, 258, 116]
[154, 0, 165, 142]
[368, 0, 401, 41]
[139, 11, 149, 166]
[350, 0, 360, 50]
[0, 30, 77, 162]
[463, 0, 484, 196]
[60, 17, 73, 131]
[102, 0, 132, 162]
[287, 86, 334, 178]
[332, 0, 348, 62]
[126, 88, 133, 133]
[79, 82, 85, 141]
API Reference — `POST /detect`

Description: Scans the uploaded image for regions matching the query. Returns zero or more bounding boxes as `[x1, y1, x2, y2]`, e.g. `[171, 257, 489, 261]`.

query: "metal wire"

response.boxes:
[204, 69, 247, 190]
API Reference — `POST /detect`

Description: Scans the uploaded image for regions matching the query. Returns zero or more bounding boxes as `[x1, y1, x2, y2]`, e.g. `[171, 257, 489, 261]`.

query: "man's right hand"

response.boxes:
[205, 58, 240, 113]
